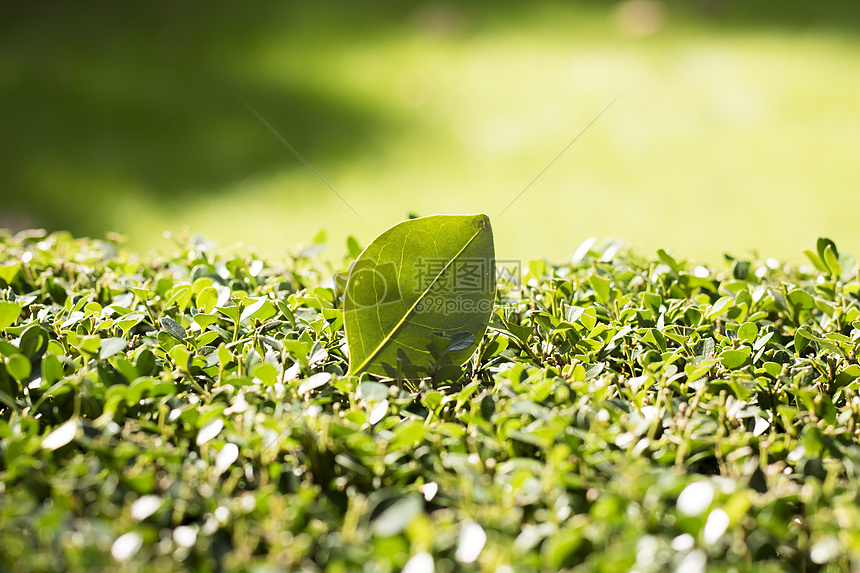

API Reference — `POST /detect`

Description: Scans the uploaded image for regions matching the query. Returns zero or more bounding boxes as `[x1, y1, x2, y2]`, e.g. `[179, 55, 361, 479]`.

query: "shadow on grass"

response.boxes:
[0, 1, 412, 234]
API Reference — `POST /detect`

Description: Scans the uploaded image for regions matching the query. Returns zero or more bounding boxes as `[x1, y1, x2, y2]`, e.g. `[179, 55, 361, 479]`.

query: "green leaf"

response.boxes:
[196, 286, 219, 313]
[169, 345, 192, 371]
[298, 372, 332, 395]
[803, 250, 829, 274]
[193, 313, 218, 330]
[99, 337, 127, 360]
[706, 296, 733, 320]
[762, 362, 783, 378]
[135, 349, 156, 376]
[77, 335, 101, 356]
[251, 363, 277, 386]
[589, 274, 611, 304]
[656, 249, 681, 274]
[816, 237, 838, 264]
[372, 494, 423, 537]
[0, 301, 22, 331]
[795, 326, 841, 355]
[42, 354, 65, 384]
[42, 419, 78, 451]
[0, 262, 20, 284]
[217, 346, 232, 369]
[240, 297, 267, 323]
[216, 305, 240, 322]
[731, 260, 750, 281]
[737, 322, 758, 344]
[343, 214, 495, 378]
[357, 381, 389, 402]
[163, 285, 192, 313]
[283, 339, 310, 362]
[787, 289, 815, 311]
[445, 331, 475, 354]
[116, 313, 145, 337]
[823, 244, 841, 277]
[578, 307, 598, 332]
[160, 316, 187, 341]
[6, 354, 31, 381]
[346, 235, 363, 259]
[719, 347, 751, 370]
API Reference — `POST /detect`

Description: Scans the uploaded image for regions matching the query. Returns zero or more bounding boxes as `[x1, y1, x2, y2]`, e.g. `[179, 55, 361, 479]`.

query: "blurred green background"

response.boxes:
[2, 1, 860, 264]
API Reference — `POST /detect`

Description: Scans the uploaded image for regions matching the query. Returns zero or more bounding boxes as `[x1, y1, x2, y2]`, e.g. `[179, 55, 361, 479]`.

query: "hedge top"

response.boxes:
[2, 228, 860, 572]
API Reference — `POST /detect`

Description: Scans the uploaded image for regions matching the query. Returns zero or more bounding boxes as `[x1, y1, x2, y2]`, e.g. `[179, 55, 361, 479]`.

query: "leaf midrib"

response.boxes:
[348, 225, 485, 376]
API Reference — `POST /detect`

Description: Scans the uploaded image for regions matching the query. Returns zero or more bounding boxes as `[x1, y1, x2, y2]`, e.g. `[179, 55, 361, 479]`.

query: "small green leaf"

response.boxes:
[169, 345, 192, 371]
[445, 332, 475, 354]
[816, 238, 838, 264]
[643, 328, 666, 353]
[77, 335, 101, 355]
[357, 381, 389, 402]
[298, 372, 332, 394]
[787, 289, 815, 311]
[0, 263, 20, 284]
[193, 313, 218, 330]
[216, 305, 240, 322]
[240, 297, 267, 323]
[283, 340, 310, 362]
[99, 337, 127, 360]
[731, 260, 750, 281]
[135, 349, 156, 376]
[706, 296, 733, 320]
[823, 245, 841, 277]
[42, 354, 65, 383]
[803, 250, 829, 274]
[841, 364, 860, 378]
[129, 286, 151, 303]
[160, 316, 187, 341]
[346, 235, 363, 259]
[762, 362, 782, 377]
[656, 249, 681, 274]
[0, 301, 22, 331]
[6, 354, 31, 381]
[795, 328, 811, 355]
[163, 285, 192, 313]
[720, 347, 751, 370]
[42, 420, 78, 451]
[196, 287, 219, 313]
[372, 494, 423, 537]
[695, 337, 716, 358]
[578, 307, 597, 332]
[795, 327, 840, 354]
[737, 322, 758, 344]
[589, 274, 611, 304]
[217, 346, 232, 369]
[116, 313, 145, 337]
[251, 363, 277, 386]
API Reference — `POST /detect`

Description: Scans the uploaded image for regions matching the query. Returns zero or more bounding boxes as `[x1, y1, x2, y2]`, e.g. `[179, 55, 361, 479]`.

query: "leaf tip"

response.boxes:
[473, 213, 491, 229]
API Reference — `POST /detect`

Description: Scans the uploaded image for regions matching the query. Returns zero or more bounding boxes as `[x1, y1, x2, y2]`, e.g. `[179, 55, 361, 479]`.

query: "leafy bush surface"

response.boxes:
[2, 230, 860, 572]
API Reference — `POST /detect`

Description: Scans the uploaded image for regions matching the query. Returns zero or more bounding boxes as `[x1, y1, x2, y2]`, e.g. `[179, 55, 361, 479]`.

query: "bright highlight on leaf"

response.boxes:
[42, 419, 78, 451]
[343, 214, 495, 380]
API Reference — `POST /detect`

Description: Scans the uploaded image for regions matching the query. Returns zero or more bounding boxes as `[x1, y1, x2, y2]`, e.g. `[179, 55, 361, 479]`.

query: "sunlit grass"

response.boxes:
[4, 2, 860, 265]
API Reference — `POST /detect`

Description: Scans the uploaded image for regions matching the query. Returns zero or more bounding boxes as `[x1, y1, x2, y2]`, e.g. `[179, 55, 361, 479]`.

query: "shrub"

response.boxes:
[1, 229, 859, 572]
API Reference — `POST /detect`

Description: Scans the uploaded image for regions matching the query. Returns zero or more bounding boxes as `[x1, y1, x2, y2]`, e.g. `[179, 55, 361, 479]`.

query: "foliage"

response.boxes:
[2, 228, 860, 572]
